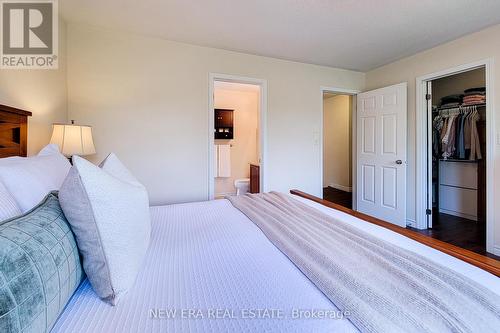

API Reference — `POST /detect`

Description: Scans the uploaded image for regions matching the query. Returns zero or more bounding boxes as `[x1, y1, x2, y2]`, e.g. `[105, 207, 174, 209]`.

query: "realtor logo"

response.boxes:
[1, 0, 58, 69]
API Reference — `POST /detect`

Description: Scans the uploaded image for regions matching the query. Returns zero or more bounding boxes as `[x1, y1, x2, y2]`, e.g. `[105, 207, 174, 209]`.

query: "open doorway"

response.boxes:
[415, 63, 496, 257]
[208, 74, 268, 200]
[322, 91, 355, 209]
[213, 81, 260, 198]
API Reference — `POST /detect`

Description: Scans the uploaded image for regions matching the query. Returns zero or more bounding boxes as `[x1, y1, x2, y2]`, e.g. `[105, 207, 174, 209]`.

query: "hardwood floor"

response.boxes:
[408, 211, 500, 260]
[323, 187, 352, 209]
[323, 187, 490, 256]
[322, 187, 499, 260]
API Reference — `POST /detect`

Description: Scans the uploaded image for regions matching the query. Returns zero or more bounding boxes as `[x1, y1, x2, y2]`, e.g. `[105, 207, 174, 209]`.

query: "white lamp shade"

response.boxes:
[50, 124, 96, 157]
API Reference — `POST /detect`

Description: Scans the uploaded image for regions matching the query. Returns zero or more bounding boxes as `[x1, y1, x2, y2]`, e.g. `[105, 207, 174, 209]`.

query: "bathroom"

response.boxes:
[214, 81, 260, 198]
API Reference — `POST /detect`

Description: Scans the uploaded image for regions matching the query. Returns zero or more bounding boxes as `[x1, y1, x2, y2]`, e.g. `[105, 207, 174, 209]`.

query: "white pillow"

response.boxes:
[0, 144, 71, 212]
[38, 143, 61, 156]
[0, 181, 21, 221]
[59, 154, 151, 305]
[99, 153, 143, 187]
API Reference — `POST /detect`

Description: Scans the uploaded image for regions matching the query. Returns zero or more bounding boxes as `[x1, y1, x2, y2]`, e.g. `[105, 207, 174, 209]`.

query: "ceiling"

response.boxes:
[60, 0, 500, 71]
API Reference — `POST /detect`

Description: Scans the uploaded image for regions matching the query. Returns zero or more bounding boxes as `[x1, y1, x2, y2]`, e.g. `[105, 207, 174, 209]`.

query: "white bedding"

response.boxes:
[294, 196, 500, 293]
[52, 198, 355, 333]
[52, 196, 499, 333]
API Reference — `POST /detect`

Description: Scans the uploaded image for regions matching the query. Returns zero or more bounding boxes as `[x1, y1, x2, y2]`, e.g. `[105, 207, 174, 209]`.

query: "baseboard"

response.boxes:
[327, 183, 352, 192]
[439, 208, 477, 222]
[406, 218, 417, 228]
[492, 246, 500, 256]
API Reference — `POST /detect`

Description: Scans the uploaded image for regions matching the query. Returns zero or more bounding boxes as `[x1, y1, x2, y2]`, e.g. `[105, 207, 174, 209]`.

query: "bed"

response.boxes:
[49, 196, 499, 333]
[1, 105, 499, 333]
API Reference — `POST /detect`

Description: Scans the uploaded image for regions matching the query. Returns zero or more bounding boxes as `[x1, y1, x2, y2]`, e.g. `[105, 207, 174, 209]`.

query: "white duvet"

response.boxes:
[52, 196, 499, 333]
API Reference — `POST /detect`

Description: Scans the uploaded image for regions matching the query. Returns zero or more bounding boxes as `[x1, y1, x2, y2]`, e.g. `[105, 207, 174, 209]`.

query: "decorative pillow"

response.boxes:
[0, 182, 21, 221]
[98, 153, 143, 187]
[59, 155, 150, 305]
[0, 144, 71, 212]
[0, 192, 83, 333]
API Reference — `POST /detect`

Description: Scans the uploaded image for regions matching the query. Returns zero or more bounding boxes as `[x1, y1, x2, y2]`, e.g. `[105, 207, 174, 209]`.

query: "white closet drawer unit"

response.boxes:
[439, 161, 477, 189]
[439, 185, 477, 221]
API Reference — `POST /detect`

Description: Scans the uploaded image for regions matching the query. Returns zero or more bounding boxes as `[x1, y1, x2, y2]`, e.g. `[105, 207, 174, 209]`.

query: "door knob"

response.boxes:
[396, 160, 403, 165]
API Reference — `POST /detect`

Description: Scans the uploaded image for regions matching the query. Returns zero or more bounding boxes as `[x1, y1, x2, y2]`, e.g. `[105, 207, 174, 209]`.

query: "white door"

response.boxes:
[356, 83, 407, 226]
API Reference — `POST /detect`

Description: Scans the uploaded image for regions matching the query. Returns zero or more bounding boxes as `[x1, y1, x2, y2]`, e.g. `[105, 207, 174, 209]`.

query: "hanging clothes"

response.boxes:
[440, 117, 448, 142]
[457, 113, 466, 159]
[436, 107, 482, 161]
[441, 114, 457, 159]
[469, 111, 482, 160]
[464, 113, 471, 150]
[432, 114, 443, 157]
[454, 113, 461, 156]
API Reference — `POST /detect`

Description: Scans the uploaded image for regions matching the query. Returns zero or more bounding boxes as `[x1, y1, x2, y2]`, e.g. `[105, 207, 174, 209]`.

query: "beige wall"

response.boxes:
[214, 88, 259, 196]
[0, 19, 68, 155]
[66, 23, 365, 205]
[4, 17, 499, 251]
[323, 95, 351, 190]
[365, 23, 500, 253]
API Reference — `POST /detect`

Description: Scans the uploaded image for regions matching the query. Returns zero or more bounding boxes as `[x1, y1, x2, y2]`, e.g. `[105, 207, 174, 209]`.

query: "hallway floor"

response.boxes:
[323, 187, 352, 209]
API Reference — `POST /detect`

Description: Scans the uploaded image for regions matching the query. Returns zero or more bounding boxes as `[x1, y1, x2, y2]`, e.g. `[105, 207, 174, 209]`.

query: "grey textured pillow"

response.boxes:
[0, 192, 84, 333]
[59, 155, 150, 305]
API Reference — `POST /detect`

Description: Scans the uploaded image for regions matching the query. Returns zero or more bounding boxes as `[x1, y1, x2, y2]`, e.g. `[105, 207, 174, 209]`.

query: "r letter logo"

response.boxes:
[1, 0, 58, 69]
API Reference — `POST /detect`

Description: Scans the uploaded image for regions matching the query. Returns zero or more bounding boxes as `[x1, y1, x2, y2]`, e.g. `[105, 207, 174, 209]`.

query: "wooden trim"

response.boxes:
[0, 104, 32, 117]
[290, 189, 500, 276]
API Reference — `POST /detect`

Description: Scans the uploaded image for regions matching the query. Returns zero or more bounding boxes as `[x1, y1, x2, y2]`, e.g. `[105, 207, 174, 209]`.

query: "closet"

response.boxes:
[428, 67, 487, 254]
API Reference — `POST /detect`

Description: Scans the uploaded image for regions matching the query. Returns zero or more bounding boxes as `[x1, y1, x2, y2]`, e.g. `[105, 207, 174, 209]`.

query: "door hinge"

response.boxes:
[426, 209, 432, 215]
[425, 94, 431, 101]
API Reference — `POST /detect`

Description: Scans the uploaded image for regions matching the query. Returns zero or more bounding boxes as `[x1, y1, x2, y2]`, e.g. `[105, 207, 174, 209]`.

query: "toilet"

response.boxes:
[234, 178, 250, 196]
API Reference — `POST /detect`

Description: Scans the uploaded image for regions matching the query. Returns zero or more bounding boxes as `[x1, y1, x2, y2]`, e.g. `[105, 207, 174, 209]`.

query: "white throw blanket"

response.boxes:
[227, 192, 500, 333]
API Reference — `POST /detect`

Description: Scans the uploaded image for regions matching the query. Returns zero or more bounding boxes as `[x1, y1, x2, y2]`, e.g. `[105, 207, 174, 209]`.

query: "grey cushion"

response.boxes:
[59, 155, 150, 305]
[0, 192, 83, 333]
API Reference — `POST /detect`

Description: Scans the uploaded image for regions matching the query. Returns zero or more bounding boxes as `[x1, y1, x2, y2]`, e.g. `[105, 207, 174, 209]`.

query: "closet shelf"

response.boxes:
[436, 103, 486, 111]
[439, 158, 478, 163]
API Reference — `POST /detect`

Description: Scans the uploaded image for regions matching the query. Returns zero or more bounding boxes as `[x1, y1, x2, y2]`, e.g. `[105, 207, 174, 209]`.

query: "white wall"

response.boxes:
[365, 23, 500, 253]
[66, 23, 365, 205]
[323, 95, 351, 190]
[0, 19, 67, 155]
[214, 88, 259, 196]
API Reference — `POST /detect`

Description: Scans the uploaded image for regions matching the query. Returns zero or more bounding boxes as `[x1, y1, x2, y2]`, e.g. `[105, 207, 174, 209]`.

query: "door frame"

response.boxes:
[320, 86, 360, 210]
[208, 73, 268, 200]
[415, 59, 495, 254]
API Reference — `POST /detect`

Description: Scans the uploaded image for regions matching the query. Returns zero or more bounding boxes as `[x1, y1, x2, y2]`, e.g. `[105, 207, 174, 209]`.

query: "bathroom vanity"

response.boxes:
[250, 164, 260, 193]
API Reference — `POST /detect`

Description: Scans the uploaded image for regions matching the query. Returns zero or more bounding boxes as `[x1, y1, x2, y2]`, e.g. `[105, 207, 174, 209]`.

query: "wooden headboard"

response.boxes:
[0, 104, 32, 158]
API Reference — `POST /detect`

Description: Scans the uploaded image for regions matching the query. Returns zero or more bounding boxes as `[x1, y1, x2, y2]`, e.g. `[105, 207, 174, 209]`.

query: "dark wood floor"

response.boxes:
[323, 187, 499, 260]
[408, 210, 500, 260]
[323, 187, 352, 209]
